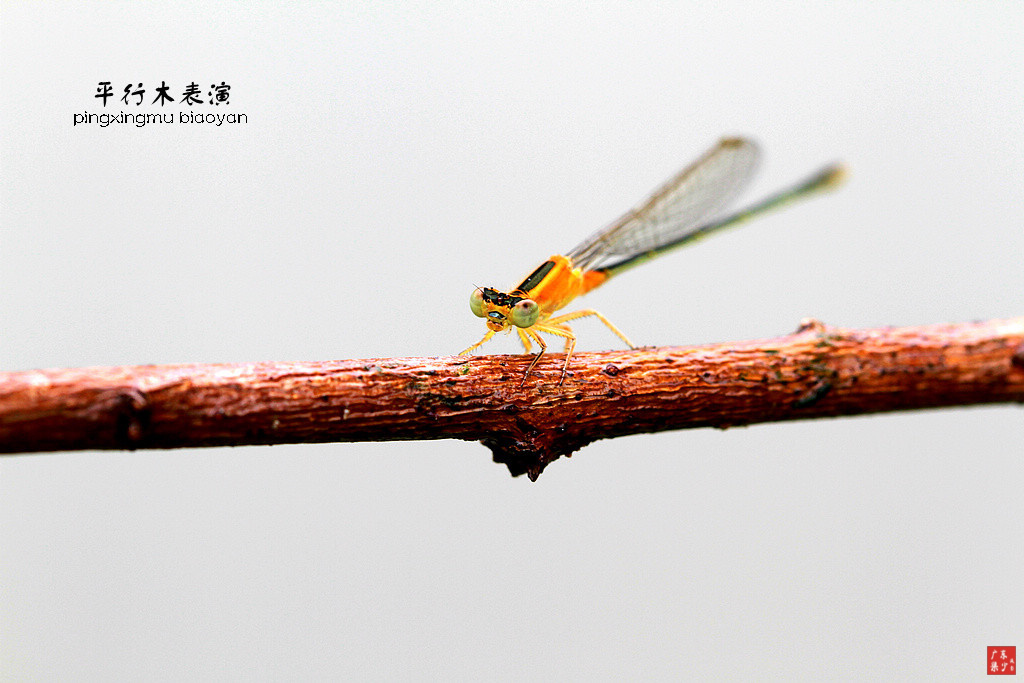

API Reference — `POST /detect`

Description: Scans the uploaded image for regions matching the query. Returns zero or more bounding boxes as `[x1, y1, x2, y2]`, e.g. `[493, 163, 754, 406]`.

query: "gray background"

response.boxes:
[2, 2, 1022, 680]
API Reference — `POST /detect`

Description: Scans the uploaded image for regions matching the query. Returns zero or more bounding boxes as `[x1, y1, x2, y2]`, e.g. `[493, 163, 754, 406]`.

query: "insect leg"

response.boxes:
[546, 309, 637, 349]
[530, 323, 578, 386]
[520, 329, 547, 387]
[516, 328, 534, 353]
[459, 329, 496, 355]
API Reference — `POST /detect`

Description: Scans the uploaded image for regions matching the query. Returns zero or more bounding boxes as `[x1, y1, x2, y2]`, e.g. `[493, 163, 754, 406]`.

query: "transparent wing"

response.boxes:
[566, 138, 760, 272]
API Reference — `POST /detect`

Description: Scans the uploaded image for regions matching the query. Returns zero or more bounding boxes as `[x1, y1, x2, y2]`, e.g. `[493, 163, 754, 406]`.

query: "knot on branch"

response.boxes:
[100, 387, 151, 448]
[1012, 343, 1024, 369]
[481, 411, 593, 480]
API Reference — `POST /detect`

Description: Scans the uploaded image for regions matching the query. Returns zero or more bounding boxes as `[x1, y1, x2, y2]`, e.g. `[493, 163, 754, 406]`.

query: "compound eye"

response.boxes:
[470, 288, 486, 318]
[509, 299, 539, 328]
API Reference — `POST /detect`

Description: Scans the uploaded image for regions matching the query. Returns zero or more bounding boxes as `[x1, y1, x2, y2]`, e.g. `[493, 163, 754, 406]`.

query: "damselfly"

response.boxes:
[461, 137, 845, 386]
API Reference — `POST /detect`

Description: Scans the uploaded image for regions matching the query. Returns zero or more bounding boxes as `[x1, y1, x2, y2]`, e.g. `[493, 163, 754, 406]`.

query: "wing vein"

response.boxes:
[566, 138, 760, 271]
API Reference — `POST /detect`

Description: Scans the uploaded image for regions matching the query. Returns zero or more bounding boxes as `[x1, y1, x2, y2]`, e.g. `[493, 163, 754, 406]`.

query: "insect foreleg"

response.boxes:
[459, 329, 496, 355]
[516, 328, 534, 353]
[520, 329, 548, 387]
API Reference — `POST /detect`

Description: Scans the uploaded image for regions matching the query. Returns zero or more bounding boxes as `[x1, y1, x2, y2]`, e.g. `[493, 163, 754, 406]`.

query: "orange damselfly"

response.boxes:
[461, 137, 845, 386]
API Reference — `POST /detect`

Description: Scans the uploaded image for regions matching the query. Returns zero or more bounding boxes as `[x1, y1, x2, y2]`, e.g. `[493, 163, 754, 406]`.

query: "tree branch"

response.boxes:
[2, 317, 1022, 479]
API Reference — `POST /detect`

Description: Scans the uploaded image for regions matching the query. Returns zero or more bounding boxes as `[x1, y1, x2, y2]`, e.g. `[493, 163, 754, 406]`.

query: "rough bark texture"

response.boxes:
[1, 317, 1023, 479]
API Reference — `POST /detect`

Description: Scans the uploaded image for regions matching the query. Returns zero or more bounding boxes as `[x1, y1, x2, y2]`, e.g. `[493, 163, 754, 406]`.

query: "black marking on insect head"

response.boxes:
[482, 288, 525, 308]
[488, 311, 506, 321]
[516, 260, 556, 294]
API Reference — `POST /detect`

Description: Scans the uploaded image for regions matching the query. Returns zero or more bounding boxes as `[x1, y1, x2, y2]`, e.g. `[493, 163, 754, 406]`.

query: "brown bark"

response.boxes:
[1, 317, 1023, 479]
